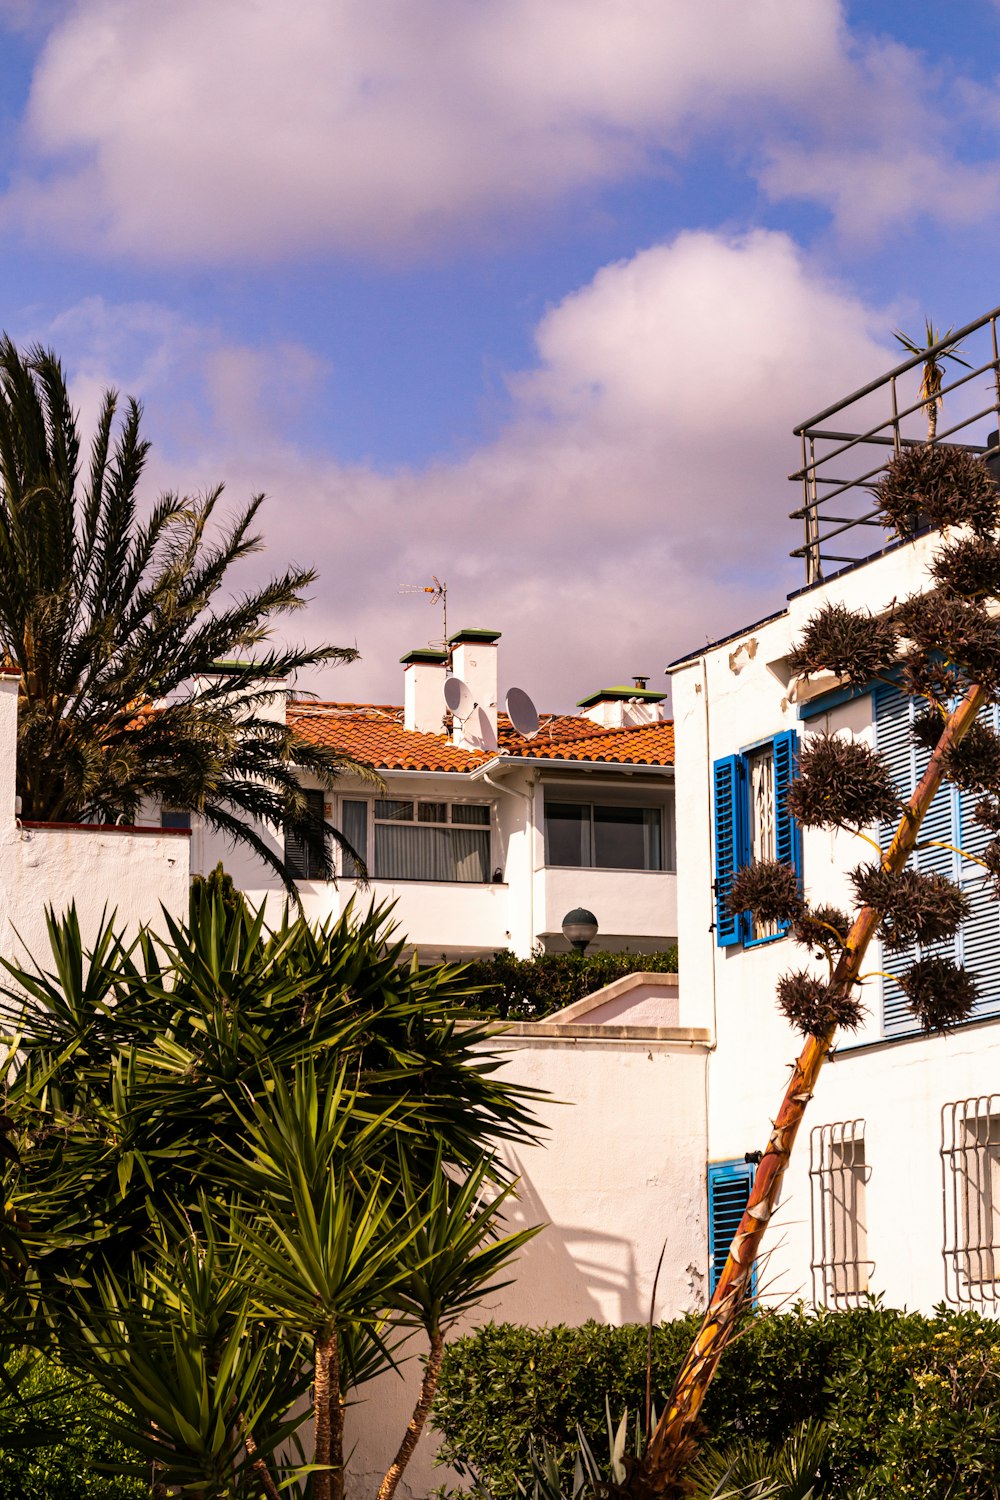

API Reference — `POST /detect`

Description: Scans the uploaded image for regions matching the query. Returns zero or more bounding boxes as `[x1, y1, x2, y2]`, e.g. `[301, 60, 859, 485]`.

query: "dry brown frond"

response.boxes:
[776, 970, 863, 1037]
[787, 733, 900, 829]
[787, 602, 898, 687]
[899, 956, 978, 1033]
[850, 864, 971, 951]
[726, 859, 803, 925]
[874, 444, 998, 539]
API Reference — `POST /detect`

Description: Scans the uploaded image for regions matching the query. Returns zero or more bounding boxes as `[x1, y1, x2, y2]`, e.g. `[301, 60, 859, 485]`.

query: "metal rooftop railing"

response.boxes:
[789, 305, 1000, 586]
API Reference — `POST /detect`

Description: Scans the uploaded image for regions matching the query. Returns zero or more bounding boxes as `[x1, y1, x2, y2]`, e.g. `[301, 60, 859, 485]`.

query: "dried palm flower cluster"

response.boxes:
[895, 592, 1000, 692]
[776, 970, 863, 1037]
[983, 839, 1000, 896]
[786, 601, 898, 687]
[939, 719, 1000, 794]
[899, 650, 966, 702]
[726, 859, 803, 925]
[791, 905, 851, 955]
[898, 956, 978, 1033]
[787, 733, 900, 830]
[850, 864, 970, 951]
[975, 796, 1000, 832]
[874, 443, 999, 539]
[930, 535, 1000, 600]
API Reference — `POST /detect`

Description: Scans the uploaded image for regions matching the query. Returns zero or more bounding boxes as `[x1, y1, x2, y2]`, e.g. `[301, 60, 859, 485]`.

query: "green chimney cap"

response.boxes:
[447, 628, 502, 646]
[399, 648, 448, 666]
[576, 686, 667, 708]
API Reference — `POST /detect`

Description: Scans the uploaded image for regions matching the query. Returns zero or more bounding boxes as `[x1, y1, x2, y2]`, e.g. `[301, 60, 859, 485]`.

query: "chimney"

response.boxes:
[449, 628, 501, 746]
[401, 648, 449, 733]
[577, 680, 668, 729]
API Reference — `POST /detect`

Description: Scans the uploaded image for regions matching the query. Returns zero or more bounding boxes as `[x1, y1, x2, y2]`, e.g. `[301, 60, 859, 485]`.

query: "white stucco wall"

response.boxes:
[670, 533, 1000, 1314]
[345, 1021, 710, 1500]
[0, 675, 191, 972]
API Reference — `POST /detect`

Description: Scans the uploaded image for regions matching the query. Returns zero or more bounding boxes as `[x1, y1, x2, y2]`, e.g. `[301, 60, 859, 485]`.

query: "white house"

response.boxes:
[670, 310, 1000, 1318]
[192, 628, 678, 961]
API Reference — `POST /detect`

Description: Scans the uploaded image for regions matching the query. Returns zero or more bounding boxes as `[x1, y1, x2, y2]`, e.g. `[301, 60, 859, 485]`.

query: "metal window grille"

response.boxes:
[809, 1120, 872, 1307]
[942, 1095, 1000, 1307]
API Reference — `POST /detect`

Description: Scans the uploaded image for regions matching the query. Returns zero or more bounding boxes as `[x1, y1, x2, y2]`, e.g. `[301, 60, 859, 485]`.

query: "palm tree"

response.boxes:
[892, 318, 970, 443]
[0, 336, 376, 888]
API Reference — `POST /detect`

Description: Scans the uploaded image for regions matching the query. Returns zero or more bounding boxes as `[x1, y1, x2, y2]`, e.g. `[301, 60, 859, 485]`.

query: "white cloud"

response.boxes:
[39, 230, 896, 708]
[1, 0, 961, 259]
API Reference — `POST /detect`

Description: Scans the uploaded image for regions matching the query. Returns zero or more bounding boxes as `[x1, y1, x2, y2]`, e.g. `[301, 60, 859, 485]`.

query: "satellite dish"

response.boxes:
[444, 674, 474, 717]
[467, 705, 499, 753]
[506, 686, 540, 739]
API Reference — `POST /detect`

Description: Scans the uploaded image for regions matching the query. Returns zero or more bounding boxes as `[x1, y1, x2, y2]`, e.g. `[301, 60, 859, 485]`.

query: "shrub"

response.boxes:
[458, 949, 678, 1021]
[432, 1306, 1000, 1500]
[0, 1355, 144, 1499]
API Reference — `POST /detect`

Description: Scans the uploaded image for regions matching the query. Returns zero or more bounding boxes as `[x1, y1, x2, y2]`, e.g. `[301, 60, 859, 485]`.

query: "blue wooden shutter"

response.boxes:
[707, 1159, 756, 1297]
[713, 755, 742, 946]
[772, 730, 800, 936]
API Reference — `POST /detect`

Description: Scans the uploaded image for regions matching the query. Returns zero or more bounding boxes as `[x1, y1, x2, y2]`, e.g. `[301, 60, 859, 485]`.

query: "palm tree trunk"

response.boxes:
[314, 1334, 335, 1500]
[330, 1336, 346, 1500]
[638, 680, 987, 1498]
[927, 399, 938, 444]
[377, 1330, 446, 1500]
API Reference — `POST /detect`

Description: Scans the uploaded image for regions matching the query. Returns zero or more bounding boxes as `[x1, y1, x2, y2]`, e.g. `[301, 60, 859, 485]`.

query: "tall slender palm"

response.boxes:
[0, 336, 376, 888]
[893, 318, 969, 443]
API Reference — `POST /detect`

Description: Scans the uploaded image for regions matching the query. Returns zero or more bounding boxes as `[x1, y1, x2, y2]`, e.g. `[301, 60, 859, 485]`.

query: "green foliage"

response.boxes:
[433, 1306, 1000, 1500]
[0, 1354, 144, 1499]
[0, 896, 543, 1498]
[189, 861, 247, 920]
[459, 949, 678, 1021]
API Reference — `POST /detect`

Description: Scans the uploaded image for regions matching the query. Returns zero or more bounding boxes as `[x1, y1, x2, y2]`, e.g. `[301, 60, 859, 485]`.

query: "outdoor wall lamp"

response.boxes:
[562, 907, 598, 954]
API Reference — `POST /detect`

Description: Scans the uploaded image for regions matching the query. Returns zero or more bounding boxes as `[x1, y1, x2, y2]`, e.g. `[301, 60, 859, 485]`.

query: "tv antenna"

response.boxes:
[399, 575, 448, 651]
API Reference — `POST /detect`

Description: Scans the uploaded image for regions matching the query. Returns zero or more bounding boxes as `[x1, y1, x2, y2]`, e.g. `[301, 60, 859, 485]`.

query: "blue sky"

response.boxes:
[2, 0, 1000, 709]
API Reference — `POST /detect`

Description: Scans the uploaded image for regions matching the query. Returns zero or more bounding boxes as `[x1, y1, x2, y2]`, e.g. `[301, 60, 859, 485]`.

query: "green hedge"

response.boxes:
[0, 1355, 144, 1499]
[459, 949, 678, 1021]
[432, 1306, 1000, 1499]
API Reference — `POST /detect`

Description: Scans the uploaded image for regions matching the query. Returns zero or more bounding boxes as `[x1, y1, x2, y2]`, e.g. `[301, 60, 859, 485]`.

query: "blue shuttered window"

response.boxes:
[713, 732, 800, 948]
[875, 684, 1000, 1036]
[707, 1159, 756, 1297]
[714, 756, 742, 946]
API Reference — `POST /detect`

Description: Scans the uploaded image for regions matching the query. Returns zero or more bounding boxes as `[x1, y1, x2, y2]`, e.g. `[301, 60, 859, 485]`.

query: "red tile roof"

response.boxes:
[288, 702, 673, 773]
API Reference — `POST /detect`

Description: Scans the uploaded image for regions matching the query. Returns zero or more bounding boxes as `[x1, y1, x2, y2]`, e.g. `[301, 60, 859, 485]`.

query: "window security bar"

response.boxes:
[941, 1094, 1000, 1308]
[809, 1119, 872, 1308]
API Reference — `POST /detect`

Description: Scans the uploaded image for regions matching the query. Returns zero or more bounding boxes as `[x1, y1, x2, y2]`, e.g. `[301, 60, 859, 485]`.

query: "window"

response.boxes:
[544, 801, 663, 870]
[160, 808, 191, 831]
[942, 1095, 1000, 1307]
[340, 799, 368, 878]
[713, 731, 800, 947]
[284, 788, 327, 880]
[875, 686, 1000, 1036]
[707, 1159, 756, 1298]
[810, 1120, 871, 1306]
[348, 799, 491, 883]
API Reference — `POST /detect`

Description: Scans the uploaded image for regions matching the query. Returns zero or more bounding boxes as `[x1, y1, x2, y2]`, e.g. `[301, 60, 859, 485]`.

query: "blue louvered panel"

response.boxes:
[875, 686, 920, 1035]
[713, 755, 743, 947]
[772, 731, 801, 927]
[958, 878, 1000, 1023]
[707, 1160, 755, 1297]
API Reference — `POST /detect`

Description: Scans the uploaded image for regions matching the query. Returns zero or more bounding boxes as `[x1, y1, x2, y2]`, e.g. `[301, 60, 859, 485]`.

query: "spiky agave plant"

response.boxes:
[637, 440, 1000, 1495]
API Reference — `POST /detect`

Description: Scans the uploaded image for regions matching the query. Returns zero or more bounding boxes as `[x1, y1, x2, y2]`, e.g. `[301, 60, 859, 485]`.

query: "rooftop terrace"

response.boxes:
[790, 304, 1000, 585]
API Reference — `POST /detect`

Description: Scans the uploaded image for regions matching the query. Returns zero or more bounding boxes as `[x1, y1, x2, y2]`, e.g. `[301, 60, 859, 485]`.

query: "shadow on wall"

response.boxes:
[494, 1165, 647, 1327]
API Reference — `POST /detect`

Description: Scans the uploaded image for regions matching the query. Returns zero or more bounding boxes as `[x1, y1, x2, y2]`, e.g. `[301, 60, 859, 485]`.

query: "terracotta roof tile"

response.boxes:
[288, 702, 673, 772]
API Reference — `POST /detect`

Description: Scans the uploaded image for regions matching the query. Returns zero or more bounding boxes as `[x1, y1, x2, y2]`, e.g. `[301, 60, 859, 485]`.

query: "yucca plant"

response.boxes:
[0, 336, 377, 890]
[892, 318, 969, 442]
[0, 895, 543, 1499]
